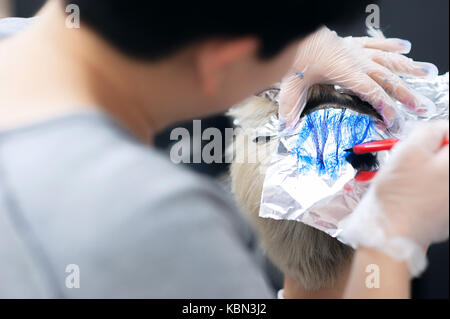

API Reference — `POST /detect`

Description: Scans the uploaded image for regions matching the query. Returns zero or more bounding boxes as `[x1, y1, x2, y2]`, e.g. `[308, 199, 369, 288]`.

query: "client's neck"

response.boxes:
[282, 267, 351, 299]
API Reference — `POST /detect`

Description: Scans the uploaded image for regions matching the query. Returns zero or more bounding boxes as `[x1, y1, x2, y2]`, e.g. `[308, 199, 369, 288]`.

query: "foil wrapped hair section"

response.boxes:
[258, 73, 449, 242]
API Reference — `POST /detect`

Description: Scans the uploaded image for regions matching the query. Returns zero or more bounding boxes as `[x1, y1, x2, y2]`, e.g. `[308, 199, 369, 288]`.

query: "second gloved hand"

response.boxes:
[279, 27, 438, 132]
[338, 121, 449, 277]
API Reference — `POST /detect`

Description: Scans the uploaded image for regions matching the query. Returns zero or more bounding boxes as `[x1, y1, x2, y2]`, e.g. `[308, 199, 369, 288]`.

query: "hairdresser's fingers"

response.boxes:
[434, 124, 450, 208]
[341, 73, 399, 127]
[436, 123, 450, 159]
[351, 36, 412, 54]
[444, 123, 450, 141]
[368, 64, 436, 115]
[435, 144, 449, 169]
[365, 48, 439, 78]
[401, 121, 450, 153]
[279, 75, 308, 120]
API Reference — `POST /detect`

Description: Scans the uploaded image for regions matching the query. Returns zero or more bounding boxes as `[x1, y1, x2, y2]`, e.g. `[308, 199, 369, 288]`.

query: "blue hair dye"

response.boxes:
[292, 109, 375, 180]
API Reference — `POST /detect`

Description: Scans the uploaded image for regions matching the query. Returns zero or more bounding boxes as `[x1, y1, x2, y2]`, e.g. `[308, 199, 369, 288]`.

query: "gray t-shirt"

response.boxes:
[0, 18, 274, 298]
[0, 112, 273, 298]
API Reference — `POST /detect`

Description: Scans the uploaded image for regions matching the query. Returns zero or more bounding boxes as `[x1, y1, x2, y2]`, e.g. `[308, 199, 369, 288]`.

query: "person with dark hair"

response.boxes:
[0, 0, 447, 298]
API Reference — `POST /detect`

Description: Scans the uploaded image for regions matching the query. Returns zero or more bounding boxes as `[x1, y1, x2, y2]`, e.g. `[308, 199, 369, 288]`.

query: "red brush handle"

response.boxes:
[352, 138, 399, 154]
[354, 138, 449, 182]
[352, 137, 449, 155]
[354, 171, 378, 182]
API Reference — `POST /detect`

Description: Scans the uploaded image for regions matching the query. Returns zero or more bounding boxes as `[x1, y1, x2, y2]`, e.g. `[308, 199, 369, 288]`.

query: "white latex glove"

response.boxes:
[338, 120, 449, 277]
[279, 27, 438, 132]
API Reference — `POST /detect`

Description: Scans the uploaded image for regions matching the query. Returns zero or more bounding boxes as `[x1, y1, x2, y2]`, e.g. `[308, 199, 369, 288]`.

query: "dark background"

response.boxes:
[11, 0, 449, 298]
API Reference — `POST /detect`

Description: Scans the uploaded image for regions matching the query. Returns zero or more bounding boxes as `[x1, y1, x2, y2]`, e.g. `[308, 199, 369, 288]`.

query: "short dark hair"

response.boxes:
[64, 1, 368, 60]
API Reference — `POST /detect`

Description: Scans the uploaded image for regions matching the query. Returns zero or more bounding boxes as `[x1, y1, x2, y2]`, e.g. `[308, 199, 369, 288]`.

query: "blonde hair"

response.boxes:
[228, 87, 354, 291]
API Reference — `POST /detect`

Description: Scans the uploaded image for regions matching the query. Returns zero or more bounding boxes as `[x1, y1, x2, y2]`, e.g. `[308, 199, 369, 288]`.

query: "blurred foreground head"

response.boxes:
[54, 1, 368, 126]
[0, 0, 368, 138]
[63, 0, 367, 61]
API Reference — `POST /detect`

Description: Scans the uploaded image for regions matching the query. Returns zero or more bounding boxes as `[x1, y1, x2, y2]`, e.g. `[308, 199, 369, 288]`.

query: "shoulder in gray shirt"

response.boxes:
[0, 111, 274, 298]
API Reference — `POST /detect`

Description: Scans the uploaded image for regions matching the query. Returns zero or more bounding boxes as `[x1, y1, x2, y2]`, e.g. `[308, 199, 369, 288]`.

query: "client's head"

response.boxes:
[229, 85, 380, 296]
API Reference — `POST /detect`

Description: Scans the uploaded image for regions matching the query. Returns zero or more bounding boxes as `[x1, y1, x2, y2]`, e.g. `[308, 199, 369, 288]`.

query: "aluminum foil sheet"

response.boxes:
[257, 73, 449, 240]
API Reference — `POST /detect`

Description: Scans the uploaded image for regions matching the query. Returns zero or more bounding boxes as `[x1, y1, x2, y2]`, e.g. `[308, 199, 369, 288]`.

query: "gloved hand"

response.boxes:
[338, 120, 449, 277]
[279, 27, 438, 132]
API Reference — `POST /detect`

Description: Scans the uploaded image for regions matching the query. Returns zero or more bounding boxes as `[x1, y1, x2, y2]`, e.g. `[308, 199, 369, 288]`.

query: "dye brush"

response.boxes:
[345, 137, 449, 155]
[346, 137, 449, 182]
